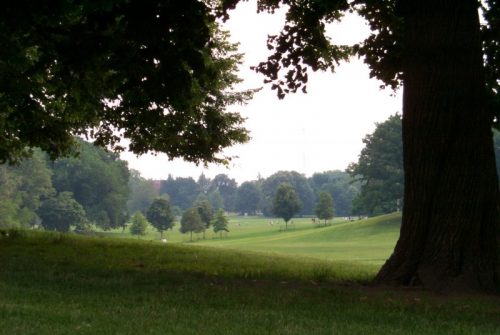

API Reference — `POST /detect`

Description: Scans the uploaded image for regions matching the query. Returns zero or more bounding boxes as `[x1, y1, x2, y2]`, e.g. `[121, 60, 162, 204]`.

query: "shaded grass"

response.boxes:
[0, 230, 376, 283]
[0, 231, 499, 335]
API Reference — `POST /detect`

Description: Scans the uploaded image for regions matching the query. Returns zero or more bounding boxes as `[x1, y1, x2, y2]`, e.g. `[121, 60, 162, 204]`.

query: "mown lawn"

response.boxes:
[99, 213, 402, 265]
[0, 231, 498, 335]
[196, 213, 402, 265]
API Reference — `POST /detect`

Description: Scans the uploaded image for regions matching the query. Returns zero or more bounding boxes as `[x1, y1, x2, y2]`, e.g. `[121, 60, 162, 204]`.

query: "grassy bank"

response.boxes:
[0, 231, 498, 334]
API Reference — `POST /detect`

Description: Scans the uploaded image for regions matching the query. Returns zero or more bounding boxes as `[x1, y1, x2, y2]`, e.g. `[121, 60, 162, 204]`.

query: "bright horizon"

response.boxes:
[120, 1, 402, 184]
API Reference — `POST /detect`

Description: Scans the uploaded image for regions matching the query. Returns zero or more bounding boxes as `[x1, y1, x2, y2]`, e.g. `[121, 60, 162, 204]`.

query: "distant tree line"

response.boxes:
[0, 139, 130, 232]
[128, 170, 360, 219]
[10, 113, 492, 233]
[126, 114, 500, 222]
[0, 115, 406, 235]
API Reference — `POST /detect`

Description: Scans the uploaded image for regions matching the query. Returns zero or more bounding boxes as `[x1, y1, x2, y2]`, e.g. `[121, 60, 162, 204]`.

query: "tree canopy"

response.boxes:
[146, 198, 175, 239]
[38, 192, 87, 233]
[51, 139, 129, 230]
[212, 209, 229, 237]
[180, 207, 205, 241]
[315, 191, 334, 225]
[235, 181, 262, 215]
[0, 1, 254, 164]
[160, 176, 200, 210]
[347, 114, 403, 216]
[129, 211, 149, 237]
[272, 183, 302, 229]
[221, 0, 500, 107]
[308, 170, 359, 217]
[208, 174, 238, 212]
[262, 171, 315, 216]
[194, 195, 214, 233]
[0, 149, 54, 228]
[141, 170, 357, 217]
[127, 170, 159, 215]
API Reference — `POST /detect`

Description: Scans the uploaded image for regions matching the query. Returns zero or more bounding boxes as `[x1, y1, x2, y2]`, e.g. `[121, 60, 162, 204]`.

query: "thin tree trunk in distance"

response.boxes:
[375, 0, 499, 292]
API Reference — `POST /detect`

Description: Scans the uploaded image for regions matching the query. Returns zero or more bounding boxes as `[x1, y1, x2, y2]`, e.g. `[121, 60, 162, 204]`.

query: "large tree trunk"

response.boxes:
[374, 0, 499, 292]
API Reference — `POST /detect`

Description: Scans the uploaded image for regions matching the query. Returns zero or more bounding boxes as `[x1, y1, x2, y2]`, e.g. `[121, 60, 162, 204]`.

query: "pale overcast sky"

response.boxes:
[120, 1, 402, 184]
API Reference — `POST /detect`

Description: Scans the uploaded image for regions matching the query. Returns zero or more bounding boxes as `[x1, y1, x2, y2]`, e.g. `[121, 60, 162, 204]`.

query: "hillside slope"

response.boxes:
[197, 213, 402, 265]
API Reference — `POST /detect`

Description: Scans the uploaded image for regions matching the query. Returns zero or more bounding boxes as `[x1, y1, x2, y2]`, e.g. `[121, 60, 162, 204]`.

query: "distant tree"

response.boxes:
[171, 205, 182, 218]
[51, 139, 129, 230]
[194, 196, 213, 238]
[127, 170, 159, 215]
[262, 171, 314, 216]
[212, 209, 229, 238]
[350, 196, 366, 220]
[146, 198, 175, 239]
[208, 174, 238, 212]
[315, 192, 334, 225]
[197, 173, 211, 194]
[347, 114, 403, 216]
[129, 212, 149, 237]
[160, 176, 200, 210]
[0, 149, 55, 228]
[208, 190, 224, 211]
[38, 192, 87, 232]
[272, 183, 302, 230]
[0, 165, 22, 228]
[235, 181, 261, 215]
[180, 208, 205, 242]
[308, 170, 359, 217]
[12, 150, 55, 227]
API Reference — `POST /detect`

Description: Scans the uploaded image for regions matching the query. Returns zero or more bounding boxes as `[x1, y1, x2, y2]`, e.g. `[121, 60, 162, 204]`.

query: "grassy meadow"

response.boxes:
[100, 213, 402, 266]
[1, 214, 499, 334]
[196, 214, 401, 265]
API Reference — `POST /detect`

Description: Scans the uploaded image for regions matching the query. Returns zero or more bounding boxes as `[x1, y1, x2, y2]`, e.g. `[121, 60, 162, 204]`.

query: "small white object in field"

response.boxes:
[161, 239, 167, 243]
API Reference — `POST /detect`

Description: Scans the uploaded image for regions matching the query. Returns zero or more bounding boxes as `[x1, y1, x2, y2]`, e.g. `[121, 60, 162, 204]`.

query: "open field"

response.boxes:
[0, 230, 499, 335]
[100, 213, 402, 266]
[196, 214, 401, 265]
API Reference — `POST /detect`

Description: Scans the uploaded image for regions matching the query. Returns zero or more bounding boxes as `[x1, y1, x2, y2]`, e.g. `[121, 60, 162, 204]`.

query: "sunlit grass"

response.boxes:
[99, 213, 401, 265]
[195, 214, 401, 265]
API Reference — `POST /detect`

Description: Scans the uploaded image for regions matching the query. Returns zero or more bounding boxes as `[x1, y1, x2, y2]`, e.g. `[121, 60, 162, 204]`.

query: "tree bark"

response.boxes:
[374, 0, 499, 292]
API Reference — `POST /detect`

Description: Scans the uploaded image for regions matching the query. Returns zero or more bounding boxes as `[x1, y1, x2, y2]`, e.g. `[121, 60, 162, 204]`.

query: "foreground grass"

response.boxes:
[0, 232, 499, 335]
